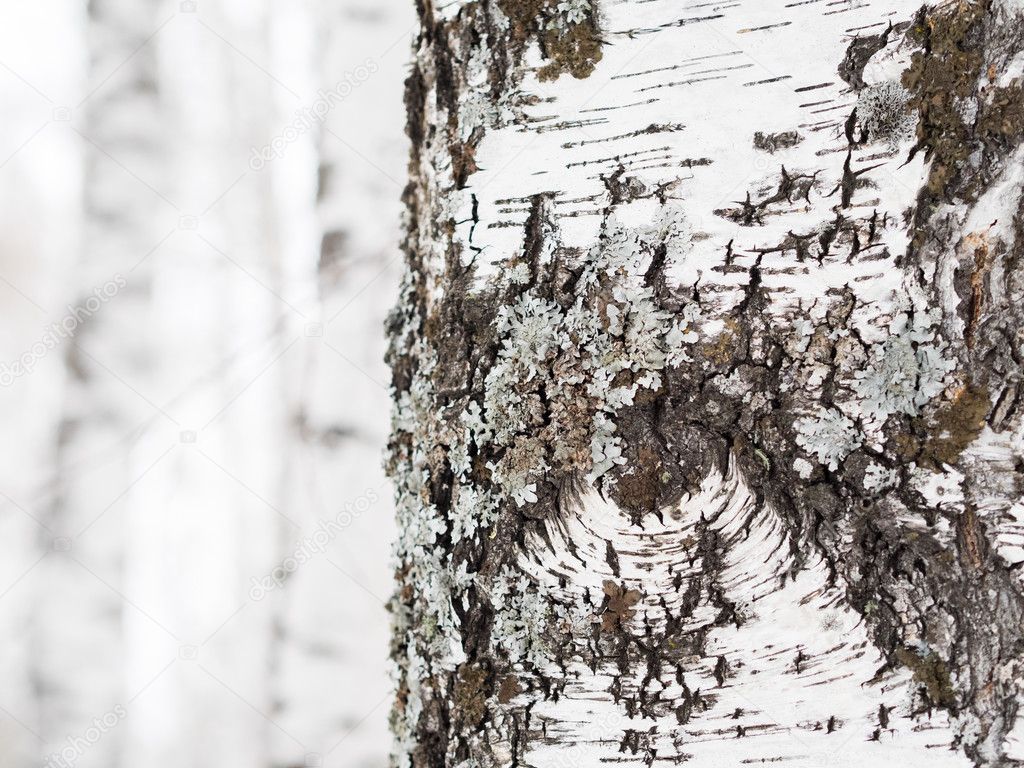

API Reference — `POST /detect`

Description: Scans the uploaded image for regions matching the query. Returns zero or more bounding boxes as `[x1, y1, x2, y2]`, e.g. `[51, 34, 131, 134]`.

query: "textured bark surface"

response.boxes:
[388, 0, 1024, 766]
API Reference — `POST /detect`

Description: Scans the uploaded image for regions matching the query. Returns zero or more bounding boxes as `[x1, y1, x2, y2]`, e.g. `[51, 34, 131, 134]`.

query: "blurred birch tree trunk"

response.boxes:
[0, 3, 83, 766]
[119, 1, 292, 766]
[0, 0, 408, 766]
[267, 1, 409, 764]
[39, 0, 168, 765]
[388, 1, 1024, 766]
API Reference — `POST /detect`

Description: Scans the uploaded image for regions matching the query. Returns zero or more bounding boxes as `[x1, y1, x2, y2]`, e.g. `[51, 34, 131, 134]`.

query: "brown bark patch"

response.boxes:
[538, 21, 603, 81]
[496, 0, 603, 81]
[615, 445, 665, 516]
[601, 580, 642, 632]
[919, 384, 990, 467]
[964, 230, 992, 348]
[903, 1, 987, 198]
[895, 647, 957, 709]
[497, 675, 521, 704]
[454, 663, 490, 728]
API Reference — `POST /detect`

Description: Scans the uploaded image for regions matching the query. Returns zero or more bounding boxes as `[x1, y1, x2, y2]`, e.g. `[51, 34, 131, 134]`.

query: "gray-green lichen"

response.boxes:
[857, 80, 917, 149]
[852, 310, 954, 420]
[477, 205, 688, 497]
[385, 196, 699, 765]
[795, 407, 862, 472]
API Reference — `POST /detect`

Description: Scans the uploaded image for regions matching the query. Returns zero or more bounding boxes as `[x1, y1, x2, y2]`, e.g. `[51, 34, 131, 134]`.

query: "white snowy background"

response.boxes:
[0, 0, 412, 766]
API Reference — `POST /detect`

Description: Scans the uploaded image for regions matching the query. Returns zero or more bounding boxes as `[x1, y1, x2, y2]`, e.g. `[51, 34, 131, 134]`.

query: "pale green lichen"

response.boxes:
[548, 0, 592, 29]
[458, 43, 514, 140]
[795, 407, 862, 471]
[475, 206, 689, 501]
[388, 201, 697, 752]
[793, 456, 815, 479]
[487, 566, 555, 668]
[857, 80, 916, 149]
[589, 412, 626, 479]
[486, 566, 599, 668]
[388, 342, 480, 762]
[451, 485, 500, 544]
[852, 311, 953, 421]
[789, 304, 952, 479]
[863, 462, 899, 492]
[665, 304, 702, 366]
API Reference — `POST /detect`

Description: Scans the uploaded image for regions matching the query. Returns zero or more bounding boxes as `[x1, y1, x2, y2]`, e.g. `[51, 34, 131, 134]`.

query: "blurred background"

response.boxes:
[0, 0, 412, 766]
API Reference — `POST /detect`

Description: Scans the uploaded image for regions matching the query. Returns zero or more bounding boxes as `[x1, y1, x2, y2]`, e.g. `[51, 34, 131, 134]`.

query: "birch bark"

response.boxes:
[388, 1, 1024, 766]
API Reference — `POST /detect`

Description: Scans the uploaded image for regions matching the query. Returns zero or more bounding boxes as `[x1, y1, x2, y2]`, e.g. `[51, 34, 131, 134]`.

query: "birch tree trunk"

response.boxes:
[268, 0, 409, 763]
[39, 1, 167, 764]
[0, 4, 83, 765]
[120, 1, 293, 765]
[387, 1, 1024, 766]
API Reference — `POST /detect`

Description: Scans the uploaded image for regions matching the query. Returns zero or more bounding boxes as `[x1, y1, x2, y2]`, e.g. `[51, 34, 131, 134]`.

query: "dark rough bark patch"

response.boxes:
[895, 647, 958, 711]
[919, 384, 990, 467]
[497, 674, 521, 704]
[753, 130, 803, 153]
[454, 663, 492, 728]
[902, 1, 1024, 203]
[497, 0, 604, 81]
[838, 22, 894, 90]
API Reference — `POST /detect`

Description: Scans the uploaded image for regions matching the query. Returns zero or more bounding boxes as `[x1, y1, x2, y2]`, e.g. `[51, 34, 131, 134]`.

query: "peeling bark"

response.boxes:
[388, 1, 1024, 765]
